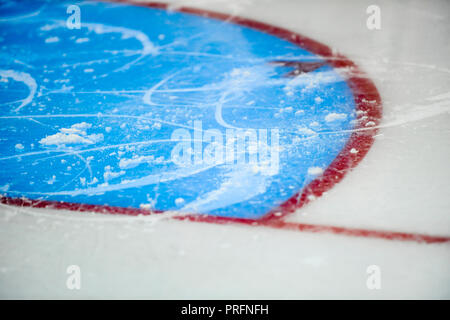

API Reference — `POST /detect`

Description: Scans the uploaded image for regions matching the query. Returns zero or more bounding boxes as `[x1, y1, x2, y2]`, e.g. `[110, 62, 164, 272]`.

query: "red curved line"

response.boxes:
[109, 1, 383, 221]
[3, 1, 448, 244]
[1, 197, 449, 244]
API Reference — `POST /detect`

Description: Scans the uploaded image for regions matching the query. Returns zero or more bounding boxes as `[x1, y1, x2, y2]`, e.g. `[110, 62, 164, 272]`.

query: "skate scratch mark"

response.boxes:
[0, 113, 202, 132]
[82, 22, 158, 72]
[214, 91, 237, 129]
[5, 161, 223, 196]
[0, 70, 37, 112]
[0, 138, 187, 162]
[315, 95, 450, 136]
[0, 7, 44, 22]
[40, 20, 158, 73]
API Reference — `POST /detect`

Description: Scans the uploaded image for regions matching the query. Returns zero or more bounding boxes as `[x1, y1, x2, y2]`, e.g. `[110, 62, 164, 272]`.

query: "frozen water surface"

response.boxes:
[0, 0, 449, 298]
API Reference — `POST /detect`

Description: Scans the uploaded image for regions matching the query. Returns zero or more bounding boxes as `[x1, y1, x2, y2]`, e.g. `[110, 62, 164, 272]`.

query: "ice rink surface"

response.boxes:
[0, 0, 449, 298]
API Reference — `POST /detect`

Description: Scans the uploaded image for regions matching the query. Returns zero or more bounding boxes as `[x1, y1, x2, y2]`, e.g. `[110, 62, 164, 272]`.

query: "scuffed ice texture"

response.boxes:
[0, 0, 449, 299]
[0, 0, 357, 218]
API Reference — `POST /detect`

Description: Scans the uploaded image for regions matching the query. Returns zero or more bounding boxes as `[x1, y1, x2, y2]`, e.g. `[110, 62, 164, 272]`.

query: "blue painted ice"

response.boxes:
[0, 0, 356, 219]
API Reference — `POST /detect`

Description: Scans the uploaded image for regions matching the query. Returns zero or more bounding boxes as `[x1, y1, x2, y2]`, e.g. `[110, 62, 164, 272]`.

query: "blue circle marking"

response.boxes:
[0, 1, 356, 219]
